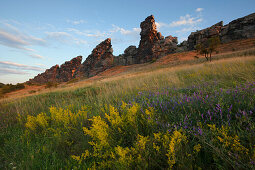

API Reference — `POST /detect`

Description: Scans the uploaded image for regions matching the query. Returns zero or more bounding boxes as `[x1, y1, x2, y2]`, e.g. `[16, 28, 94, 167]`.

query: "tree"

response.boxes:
[195, 43, 209, 61]
[195, 36, 220, 62]
[208, 36, 220, 61]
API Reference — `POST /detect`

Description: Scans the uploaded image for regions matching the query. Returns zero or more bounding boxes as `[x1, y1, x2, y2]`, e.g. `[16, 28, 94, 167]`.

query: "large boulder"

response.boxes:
[75, 38, 114, 77]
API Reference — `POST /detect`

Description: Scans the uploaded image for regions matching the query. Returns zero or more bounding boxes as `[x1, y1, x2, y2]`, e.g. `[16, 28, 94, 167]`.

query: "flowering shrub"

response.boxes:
[23, 105, 91, 157]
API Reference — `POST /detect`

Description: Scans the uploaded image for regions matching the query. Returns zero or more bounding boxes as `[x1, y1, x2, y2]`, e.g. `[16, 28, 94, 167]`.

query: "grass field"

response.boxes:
[0, 53, 255, 169]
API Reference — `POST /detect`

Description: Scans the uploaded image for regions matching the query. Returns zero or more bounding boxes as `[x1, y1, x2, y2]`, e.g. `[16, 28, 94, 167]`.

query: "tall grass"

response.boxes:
[0, 56, 255, 169]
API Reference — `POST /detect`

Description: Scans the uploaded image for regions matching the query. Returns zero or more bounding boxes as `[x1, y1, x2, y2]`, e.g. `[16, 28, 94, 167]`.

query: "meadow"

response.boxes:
[0, 55, 255, 169]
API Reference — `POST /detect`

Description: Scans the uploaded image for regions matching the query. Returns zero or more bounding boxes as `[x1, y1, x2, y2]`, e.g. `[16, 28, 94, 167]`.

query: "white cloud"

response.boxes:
[29, 54, 45, 59]
[110, 25, 140, 35]
[46, 31, 88, 46]
[175, 26, 200, 33]
[67, 19, 86, 25]
[0, 61, 44, 71]
[155, 22, 161, 30]
[170, 14, 202, 27]
[196, 8, 204, 12]
[46, 31, 71, 39]
[0, 22, 46, 52]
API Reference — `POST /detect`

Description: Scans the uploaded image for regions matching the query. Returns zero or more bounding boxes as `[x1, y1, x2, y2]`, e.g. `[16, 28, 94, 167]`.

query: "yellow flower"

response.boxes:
[193, 144, 201, 153]
[166, 130, 187, 168]
[137, 135, 149, 150]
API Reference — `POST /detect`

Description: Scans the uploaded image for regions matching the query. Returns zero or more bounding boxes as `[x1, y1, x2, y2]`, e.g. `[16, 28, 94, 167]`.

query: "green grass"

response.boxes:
[0, 56, 255, 169]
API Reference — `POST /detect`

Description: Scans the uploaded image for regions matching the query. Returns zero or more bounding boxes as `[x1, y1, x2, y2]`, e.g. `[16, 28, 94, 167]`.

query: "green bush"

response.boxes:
[0, 83, 25, 94]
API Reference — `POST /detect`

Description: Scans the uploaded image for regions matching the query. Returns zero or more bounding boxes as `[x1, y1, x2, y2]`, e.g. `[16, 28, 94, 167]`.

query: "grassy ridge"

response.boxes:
[0, 56, 255, 169]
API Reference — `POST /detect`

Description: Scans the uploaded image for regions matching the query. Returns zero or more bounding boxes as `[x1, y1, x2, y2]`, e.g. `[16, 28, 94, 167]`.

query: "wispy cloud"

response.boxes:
[66, 19, 86, 25]
[46, 31, 87, 45]
[0, 68, 28, 75]
[0, 22, 46, 52]
[156, 12, 203, 30]
[196, 8, 204, 12]
[29, 54, 45, 59]
[110, 25, 141, 35]
[0, 61, 44, 71]
[67, 28, 107, 38]
[45, 31, 71, 40]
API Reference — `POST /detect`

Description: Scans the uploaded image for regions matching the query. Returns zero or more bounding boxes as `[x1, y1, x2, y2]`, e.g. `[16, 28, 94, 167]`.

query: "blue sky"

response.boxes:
[0, 0, 254, 84]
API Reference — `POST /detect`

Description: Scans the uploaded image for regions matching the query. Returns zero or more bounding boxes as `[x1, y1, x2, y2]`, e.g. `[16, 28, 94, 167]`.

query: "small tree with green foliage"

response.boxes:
[195, 36, 221, 62]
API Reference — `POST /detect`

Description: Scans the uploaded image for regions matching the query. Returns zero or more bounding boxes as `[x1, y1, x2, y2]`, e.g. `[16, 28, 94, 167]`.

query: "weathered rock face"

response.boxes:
[28, 56, 82, 84]
[136, 15, 178, 63]
[220, 13, 255, 43]
[152, 36, 178, 57]
[56, 56, 82, 82]
[187, 21, 223, 50]
[187, 12, 255, 50]
[75, 38, 114, 78]
[114, 45, 138, 66]
[136, 15, 162, 63]
[28, 65, 59, 84]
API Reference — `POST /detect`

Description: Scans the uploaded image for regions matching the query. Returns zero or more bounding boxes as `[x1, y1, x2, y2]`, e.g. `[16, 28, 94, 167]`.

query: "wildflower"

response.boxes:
[193, 144, 201, 153]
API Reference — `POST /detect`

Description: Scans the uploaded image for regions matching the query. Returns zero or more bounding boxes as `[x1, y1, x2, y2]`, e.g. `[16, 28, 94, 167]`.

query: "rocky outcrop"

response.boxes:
[27, 13, 255, 84]
[136, 15, 179, 63]
[114, 45, 138, 65]
[220, 13, 255, 43]
[187, 21, 223, 50]
[75, 38, 114, 78]
[152, 35, 178, 57]
[28, 65, 59, 84]
[136, 15, 162, 63]
[56, 56, 82, 82]
[28, 56, 82, 84]
[187, 12, 255, 50]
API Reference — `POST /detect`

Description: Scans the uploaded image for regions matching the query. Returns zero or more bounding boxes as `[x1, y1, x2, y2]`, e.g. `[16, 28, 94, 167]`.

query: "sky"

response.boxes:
[0, 0, 254, 84]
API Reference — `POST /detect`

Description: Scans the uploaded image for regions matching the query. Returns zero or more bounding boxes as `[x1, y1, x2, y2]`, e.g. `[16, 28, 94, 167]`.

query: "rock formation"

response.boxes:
[136, 15, 162, 63]
[220, 13, 255, 43]
[56, 56, 82, 82]
[187, 12, 255, 50]
[28, 65, 59, 84]
[187, 21, 223, 50]
[135, 15, 179, 63]
[27, 12, 255, 84]
[75, 38, 114, 78]
[152, 35, 178, 57]
[114, 45, 138, 66]
[28, 56, 82, 84]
